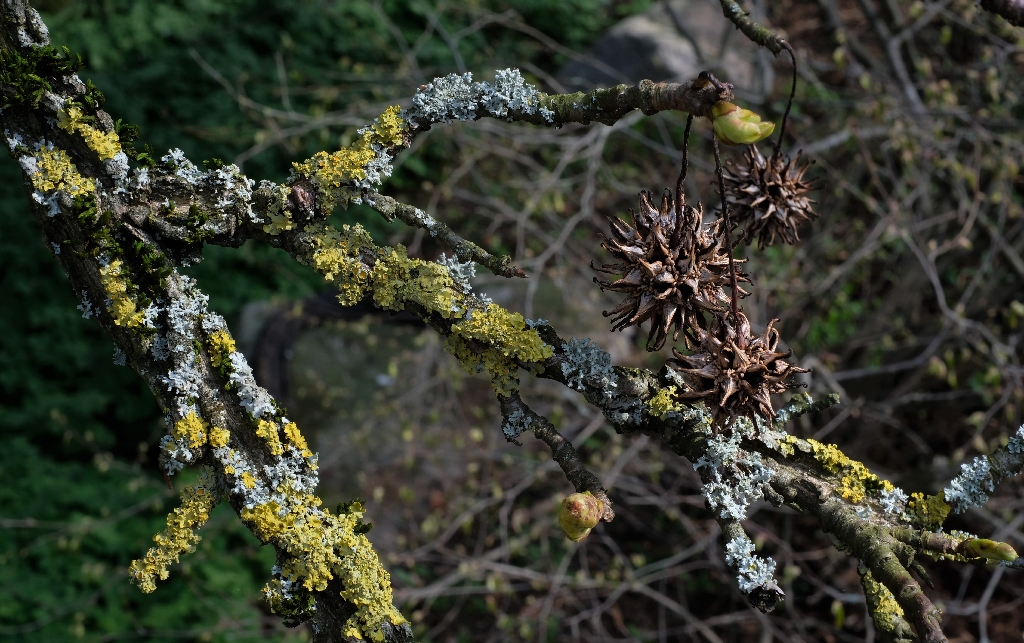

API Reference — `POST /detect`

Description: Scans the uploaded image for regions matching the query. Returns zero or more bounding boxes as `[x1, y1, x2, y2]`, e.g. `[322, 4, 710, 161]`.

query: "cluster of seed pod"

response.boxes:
[562, 70, 815, 542]
[593, 89, 814, 431]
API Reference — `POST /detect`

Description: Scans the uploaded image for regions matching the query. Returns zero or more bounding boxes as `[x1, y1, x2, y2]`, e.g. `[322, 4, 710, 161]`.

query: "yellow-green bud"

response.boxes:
[962, 538, 1018, 562]
[711, 101, 775, 146]
[557, 491, 603, 542]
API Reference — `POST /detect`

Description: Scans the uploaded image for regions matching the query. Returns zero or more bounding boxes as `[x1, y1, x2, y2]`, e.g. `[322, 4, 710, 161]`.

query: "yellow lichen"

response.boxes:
[443, 335, 517, 396]
[240, 471, 256, 489]
[648, 386, 681, 419]
[256, 419, 285, 456]
[779, 437, 894, 504]
[262, 184, 295, 235]
[308, 223, 374, 305]
[861, 569, 906, 635]
[308, 220, 552, 397]
[293, 105, 406, 210]
[446, 304, 553, 396]
[283, 422, 313, 459]
[907, 492, 951, 530]
[57, 105, 122, 160]
[243, 496, 406, 641]
[370, 105, 406, 147]
[98, 259, 146, 327]
[208, 426, 230, 449]
[28, 145, 96, 196]
[801, 439, 888, 503]
[207, 329, 236, 369]
[129, 467, 217, 593]
[369, 245, 460, 318]
[450, 304, 552, 363]
[778, 439, 795, 457]
[172, 412, 208, 449]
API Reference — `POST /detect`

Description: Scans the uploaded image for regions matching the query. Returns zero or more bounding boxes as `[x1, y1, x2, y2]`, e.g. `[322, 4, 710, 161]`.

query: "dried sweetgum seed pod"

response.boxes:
[593, 189, 749, 352]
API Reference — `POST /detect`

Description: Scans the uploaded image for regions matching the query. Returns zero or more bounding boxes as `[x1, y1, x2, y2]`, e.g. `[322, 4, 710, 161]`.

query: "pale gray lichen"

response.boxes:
[694, 429, 774, 521]
[158, 435, 187, 475]
[112, 346, 126, 366]
[561, 337, 616, 394]
[879, 485, 909, 515]
[104, 151, 131, 187]
[227, 352, 276, 419]
[1008, 424, 1024, 454]
[724, 533, 778, 594]
[945, 457, 995, 513]
[437, 253, 476, 292]
[133, 167, 150, 189]
[77, 291, 95, 319]
[406, 68, 553, 127]
[480, 68, 542, 119]
[162, 366, 202, 415]
[17, 6, 50, 47]
[162, 149, 205, 184]
[5, 129, 25, 151]
[151, 335, 170, 361]
[501, 408, 530, 442]
[408, 72, 479, 125]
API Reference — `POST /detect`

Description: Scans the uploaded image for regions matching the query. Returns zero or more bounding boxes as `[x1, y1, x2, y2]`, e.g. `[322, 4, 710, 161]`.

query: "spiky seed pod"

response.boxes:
[669, 311, 808, 427]
[723, 145, 817, 250]
[593, 189, 750, 352]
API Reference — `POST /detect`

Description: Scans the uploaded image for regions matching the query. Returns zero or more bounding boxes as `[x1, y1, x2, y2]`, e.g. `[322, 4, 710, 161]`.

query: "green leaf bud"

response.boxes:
[711, 102, 775, 146]
[557, 491, 603, 542]
[962, 538, 1018, 561]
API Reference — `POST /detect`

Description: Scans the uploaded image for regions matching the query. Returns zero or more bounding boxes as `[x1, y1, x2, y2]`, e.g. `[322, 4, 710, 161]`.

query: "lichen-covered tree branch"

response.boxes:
[2, 2, 1022, 643]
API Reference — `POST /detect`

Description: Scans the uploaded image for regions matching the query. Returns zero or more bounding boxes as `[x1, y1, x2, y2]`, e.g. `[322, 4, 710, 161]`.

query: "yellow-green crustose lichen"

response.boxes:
[98, 259, 146, 327]
[446, 304, 553, 396]
[57, 105, 122, 160]
[648, 385, 683, 419]
[310, 223, 374, 305]
[129, 466, 218, 593]
[172, 412, 208, 449]
[25, 144, 96, 197]
[780, 436, 892, 503]
[256, 418, 286, 456]
[306, 222, 552, 395]
[208, 425, 231, 449]
[308, 224, 459, 316]
[860, 568, 908, 636]
[906, 491, 951, 530]
[369, 245, 460, 317]
[207, 329, 236, 370]
[293, 105, 406, 210]
[262, 184, 295, 235]
[242, 494, 405, 640]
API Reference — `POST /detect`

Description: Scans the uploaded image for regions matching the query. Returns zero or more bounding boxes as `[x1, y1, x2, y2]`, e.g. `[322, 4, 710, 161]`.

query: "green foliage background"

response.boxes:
[0, 1, 654, 640]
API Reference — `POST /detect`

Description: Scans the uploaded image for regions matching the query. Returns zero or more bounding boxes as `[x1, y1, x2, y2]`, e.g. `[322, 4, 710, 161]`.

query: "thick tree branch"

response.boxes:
[980, 0, 1024, 26]
[3, 3, 1022, 642]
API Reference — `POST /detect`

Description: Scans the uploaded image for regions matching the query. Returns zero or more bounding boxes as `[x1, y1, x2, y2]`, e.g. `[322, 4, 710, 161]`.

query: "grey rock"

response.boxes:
[557, 0, 774, 103]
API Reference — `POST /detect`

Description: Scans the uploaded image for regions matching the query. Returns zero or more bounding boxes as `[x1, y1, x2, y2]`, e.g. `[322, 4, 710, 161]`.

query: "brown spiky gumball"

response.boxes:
[670, 311, 807, 426]
[723, 146, 817, 250]
[593, 190, 749, 351]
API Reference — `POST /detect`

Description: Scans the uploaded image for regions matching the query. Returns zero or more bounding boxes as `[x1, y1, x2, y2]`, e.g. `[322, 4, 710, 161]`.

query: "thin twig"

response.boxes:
[675, 114, 694, 219]
[712, 136, 740, 323]
[772, 42, 798, 161]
